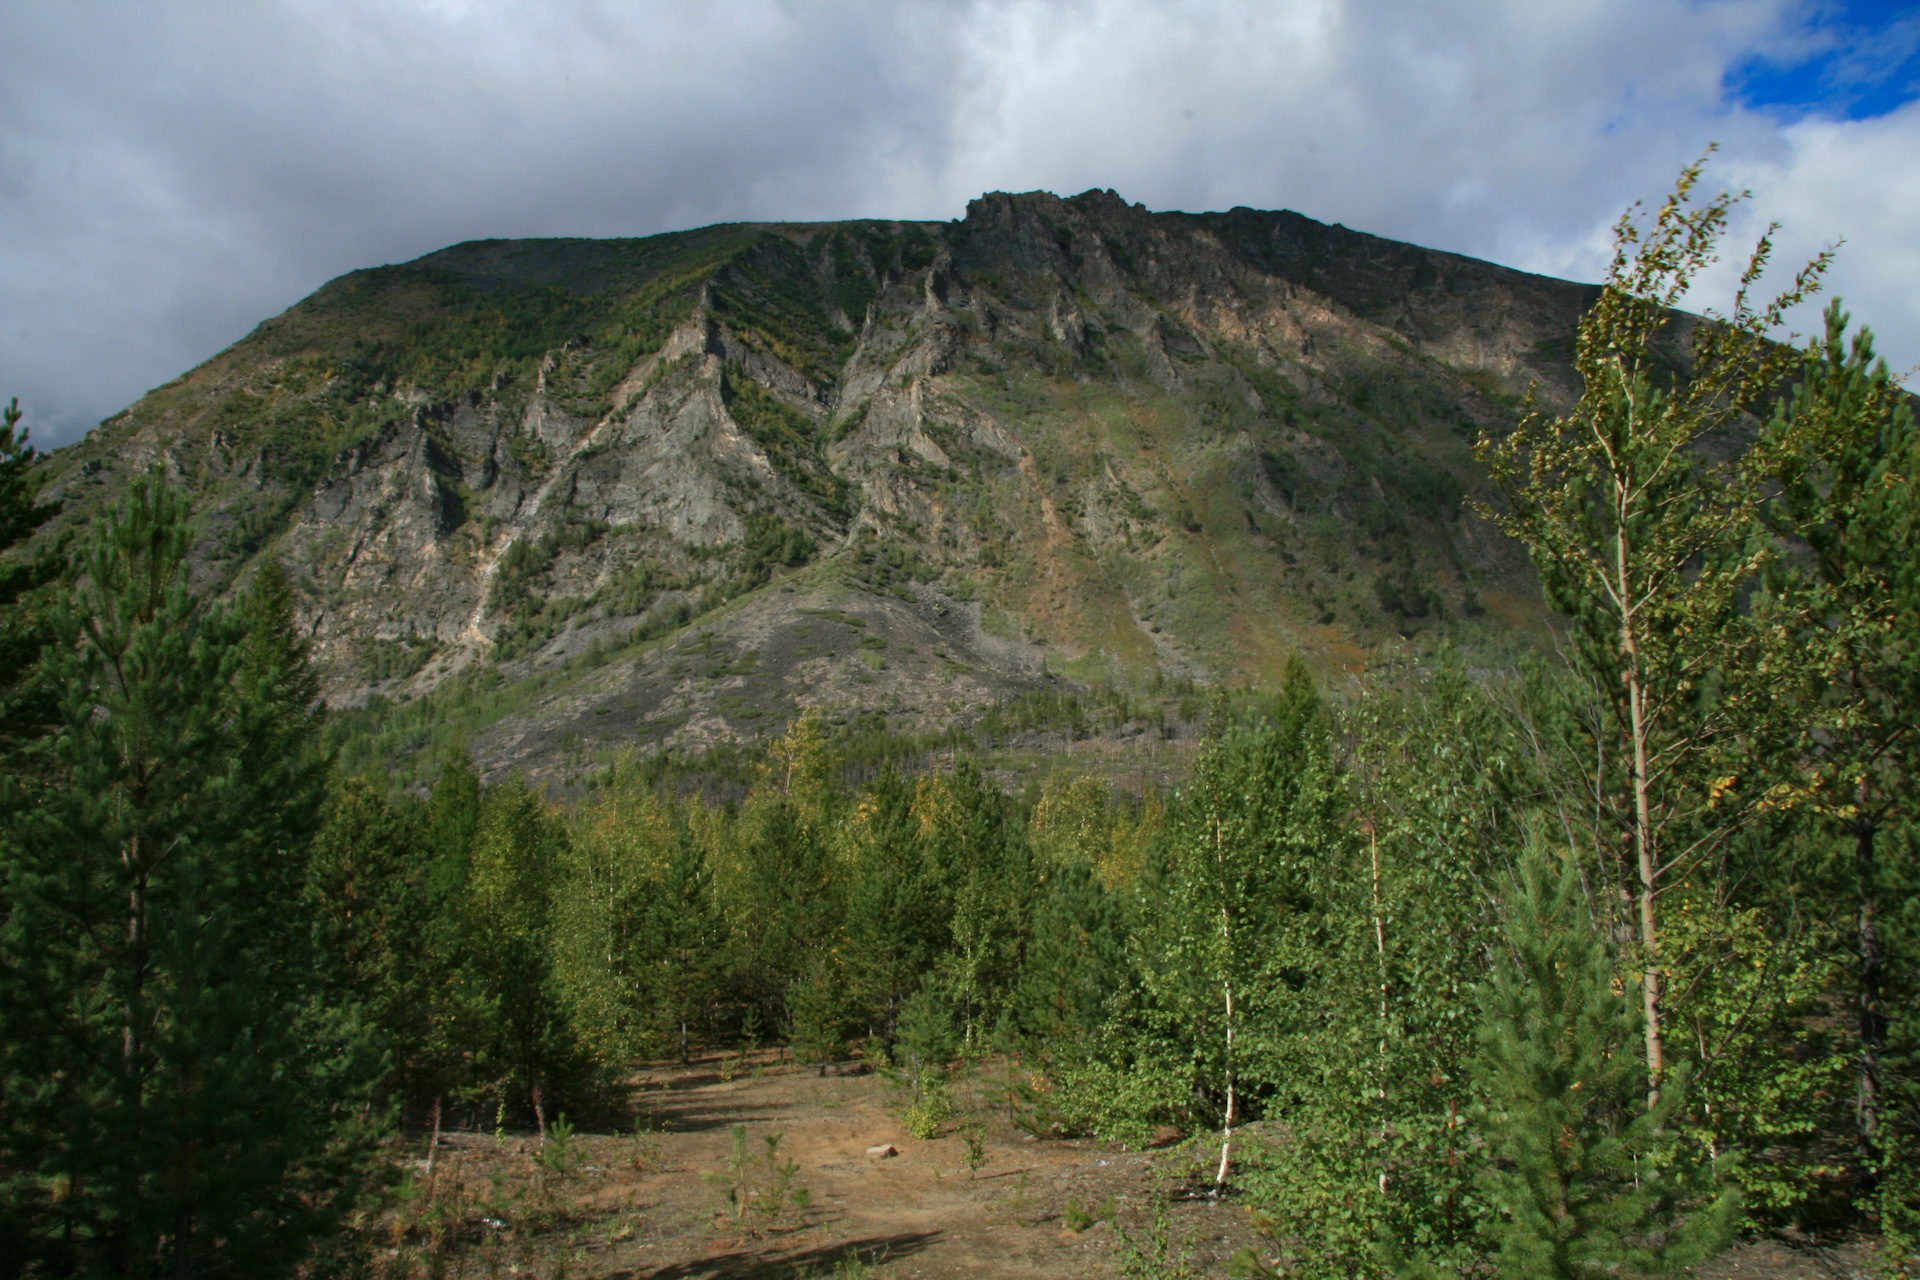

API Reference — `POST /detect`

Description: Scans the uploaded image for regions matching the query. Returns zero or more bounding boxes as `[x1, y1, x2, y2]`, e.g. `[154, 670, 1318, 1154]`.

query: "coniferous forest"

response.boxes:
[1, 167, 1917, 1278]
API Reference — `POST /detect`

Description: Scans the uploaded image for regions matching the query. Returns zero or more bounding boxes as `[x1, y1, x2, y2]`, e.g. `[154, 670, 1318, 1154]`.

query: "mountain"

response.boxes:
[40, 188, 1602, 784]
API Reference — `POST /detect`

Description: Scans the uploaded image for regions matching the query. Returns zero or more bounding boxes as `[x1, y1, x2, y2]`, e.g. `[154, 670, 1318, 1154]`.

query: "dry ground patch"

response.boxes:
[347, 1052, 1885, 1280]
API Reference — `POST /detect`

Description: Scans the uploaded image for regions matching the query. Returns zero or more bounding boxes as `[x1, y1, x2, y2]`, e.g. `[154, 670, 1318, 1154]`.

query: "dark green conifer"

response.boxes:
[842, 764, 942, 1039]
[644, 825, 723, 1065]
[1758, 302, 1920, 1234]
[457, 779, 583, 1117]
[305, 776, 441, 1101]
[0, 398, 60, 769]
[0, 470, 373, 1277]
[1471, 838, 1737, 1279]
[1014, 859, 1126, 1047]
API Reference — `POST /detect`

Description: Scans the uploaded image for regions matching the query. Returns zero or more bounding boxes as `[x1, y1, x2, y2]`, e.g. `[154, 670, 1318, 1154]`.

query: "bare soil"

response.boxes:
[366, 1051, 1888, 1280]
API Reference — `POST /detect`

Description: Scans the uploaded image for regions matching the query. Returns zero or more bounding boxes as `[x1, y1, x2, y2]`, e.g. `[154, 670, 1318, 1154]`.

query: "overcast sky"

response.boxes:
[2, 0, 1916, 450]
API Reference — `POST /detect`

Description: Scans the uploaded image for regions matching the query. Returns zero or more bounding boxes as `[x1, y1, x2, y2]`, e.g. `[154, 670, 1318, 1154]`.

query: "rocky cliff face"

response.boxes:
[44, 188, 1601, 782]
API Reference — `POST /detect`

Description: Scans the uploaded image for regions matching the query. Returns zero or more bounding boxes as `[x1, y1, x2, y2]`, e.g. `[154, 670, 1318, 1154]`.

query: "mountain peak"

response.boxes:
[47, 190, 1587, 783]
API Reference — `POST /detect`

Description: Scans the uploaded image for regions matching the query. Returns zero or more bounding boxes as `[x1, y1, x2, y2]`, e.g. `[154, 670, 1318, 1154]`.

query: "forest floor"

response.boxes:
[356, 1050, 1887, 1280]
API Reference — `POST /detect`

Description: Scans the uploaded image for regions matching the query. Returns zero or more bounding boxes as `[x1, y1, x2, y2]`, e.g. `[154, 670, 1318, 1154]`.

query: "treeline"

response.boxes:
[302, 651, 1913, 1277]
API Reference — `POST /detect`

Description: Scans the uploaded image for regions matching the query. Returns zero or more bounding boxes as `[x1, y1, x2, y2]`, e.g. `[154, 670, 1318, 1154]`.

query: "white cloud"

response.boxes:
[1708, 103, 1920, 374]
[0, 0, 1913, 448]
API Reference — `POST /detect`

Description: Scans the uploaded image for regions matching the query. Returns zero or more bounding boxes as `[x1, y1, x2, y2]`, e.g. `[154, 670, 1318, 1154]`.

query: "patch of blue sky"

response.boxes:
[1729, 0, 1920, 120]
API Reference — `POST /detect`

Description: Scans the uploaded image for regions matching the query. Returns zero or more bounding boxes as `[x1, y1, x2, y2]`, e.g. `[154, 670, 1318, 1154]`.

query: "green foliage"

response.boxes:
[1757, 301, 1920, 1236]
[961, 1115, 988, 1176]
[1062, 1194, 1114, 1232]
[901, 1084, 953, 1141]
[1116, 1199, 1202, 1280]
[1013, 860, 1127, 1046]
[486, 517, 611, 659]
[493, 519, 608, 596]
[1372, 560, 1439, 620]
[0, 399, 56, 576]
[737, 511, 817, 585]
[717, 235, 864, 385]
[720, 367, 852, 522]
[822, 223, 933, 324]
[0, 472, 375, 1276]
[843, 531, 937, 599]
[530, 1114, 583, 1187]
[51, 176, 1920, 1272]
[1460, 839, 1737, 1279]
[1123, 659, 1346, 1153]
[0, 397, 60, 765]
[1228, 655, 1506, 1277]
[360, 632, 441, 682]
[454, 780, 602, 1114]
[333, 232, 730, 416]
[923, 762, 1035, 1051]
[305, 776, 448, 1098]
[704, 1125, 811, 1230]
[555, 780, 721, 1066]
[1477, 151, 1835, 1103]
[787, 955, 847, 1071]
[1659, 872, 1852, 1220]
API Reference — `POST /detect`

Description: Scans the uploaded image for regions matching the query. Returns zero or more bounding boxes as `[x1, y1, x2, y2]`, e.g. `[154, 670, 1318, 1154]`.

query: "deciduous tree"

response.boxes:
[1478, 152, 1831, 1099]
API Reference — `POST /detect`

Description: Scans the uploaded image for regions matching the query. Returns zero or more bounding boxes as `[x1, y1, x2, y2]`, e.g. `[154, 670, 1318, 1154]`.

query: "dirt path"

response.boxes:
[391, 1051, 1257, 1278]
[379, 1052, 1886, 1279]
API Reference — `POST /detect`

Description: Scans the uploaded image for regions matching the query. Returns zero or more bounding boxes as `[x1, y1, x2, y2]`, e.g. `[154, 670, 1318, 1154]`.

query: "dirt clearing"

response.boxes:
[359, 1052, 1884, 1279]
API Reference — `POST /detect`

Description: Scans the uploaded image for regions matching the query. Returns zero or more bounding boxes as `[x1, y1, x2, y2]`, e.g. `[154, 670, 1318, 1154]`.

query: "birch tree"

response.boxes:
[1147, 657, 1344, 1192]
[1477, 152, 1830, 1100]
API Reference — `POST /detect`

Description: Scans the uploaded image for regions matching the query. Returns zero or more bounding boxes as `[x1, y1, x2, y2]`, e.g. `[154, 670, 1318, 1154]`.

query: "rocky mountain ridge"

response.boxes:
[44, 187, 1601, 782]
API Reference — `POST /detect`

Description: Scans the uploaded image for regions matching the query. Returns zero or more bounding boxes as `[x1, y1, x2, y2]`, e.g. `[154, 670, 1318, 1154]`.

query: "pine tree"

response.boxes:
[650, 823, 723, 1064]
[921, 761, 1032, 1053]
[729, 797, 837, 1040]
[1014, 859, 1126, 1048]
[305, 776, 441, 1102]
[842, 764, 944, 1040]
[0, 397, 61, 769]
[786, 952, 847, 1074]
[1471, 837, 1737, 1279]
[721, 715, 845, 1043]
[0, 471, 374, 1277]
[1756, 302, 1920, 1218]
[457, 779, 585, 1118]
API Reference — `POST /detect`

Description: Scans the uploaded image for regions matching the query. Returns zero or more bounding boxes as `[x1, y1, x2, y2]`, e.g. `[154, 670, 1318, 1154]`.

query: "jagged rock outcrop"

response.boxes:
[41, 189, 1605, 780]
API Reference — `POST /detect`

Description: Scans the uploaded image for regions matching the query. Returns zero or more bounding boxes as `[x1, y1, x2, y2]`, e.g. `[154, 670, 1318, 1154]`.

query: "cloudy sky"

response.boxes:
[2, 0, 1915, 449]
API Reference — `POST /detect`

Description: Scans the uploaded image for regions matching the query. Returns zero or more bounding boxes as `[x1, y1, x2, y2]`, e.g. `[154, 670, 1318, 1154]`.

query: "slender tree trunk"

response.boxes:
[425, 1095, 443, 1181]
[1215, 973, 1235, 1194]
[1617, 521, 1665, 1106]
[1628, 667, 1658, 1105]
[1371, 823, 1388, 1060]
[1370, 822, 1390, 1193]
[1629, 664, 1665, 1107]
[1212, 808, 1235, 1195]
[123, 834, 144, 1065]
[1855, 792, 1883, 1200]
